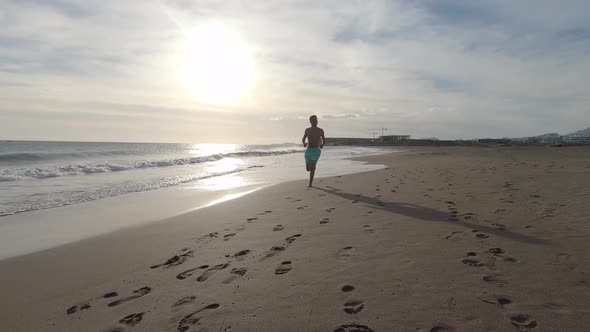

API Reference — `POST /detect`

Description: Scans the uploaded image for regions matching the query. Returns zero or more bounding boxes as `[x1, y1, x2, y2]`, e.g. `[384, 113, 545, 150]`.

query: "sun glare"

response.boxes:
[181, 25, 254, 102]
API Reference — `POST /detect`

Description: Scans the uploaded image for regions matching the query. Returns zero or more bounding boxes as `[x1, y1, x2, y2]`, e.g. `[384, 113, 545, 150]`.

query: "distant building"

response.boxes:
[563, 135, 590, 144]
[540, 133, 562, 144]
[380, 135, 411, 142]
[478, 138, 511, 144]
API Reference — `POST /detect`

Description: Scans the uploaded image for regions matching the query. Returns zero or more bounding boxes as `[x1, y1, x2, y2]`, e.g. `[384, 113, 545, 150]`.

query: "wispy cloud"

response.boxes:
[1, 0, 589, 142]
[322, 114, 360, 119]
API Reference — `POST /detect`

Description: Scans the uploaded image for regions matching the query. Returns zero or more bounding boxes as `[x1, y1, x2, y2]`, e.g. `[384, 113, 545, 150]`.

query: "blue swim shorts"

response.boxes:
[304, 147, 321, 163]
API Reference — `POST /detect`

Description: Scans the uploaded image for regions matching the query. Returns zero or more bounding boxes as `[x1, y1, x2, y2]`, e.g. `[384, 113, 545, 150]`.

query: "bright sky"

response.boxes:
[1, 0, 589, 143]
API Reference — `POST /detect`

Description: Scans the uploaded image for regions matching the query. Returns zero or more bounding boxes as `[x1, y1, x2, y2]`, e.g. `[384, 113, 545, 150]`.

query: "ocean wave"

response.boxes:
[0, 169, 245, 216]
[0, 176, 18, 182]
[0, 149, 301, 181]
[0, 150, 136, 163]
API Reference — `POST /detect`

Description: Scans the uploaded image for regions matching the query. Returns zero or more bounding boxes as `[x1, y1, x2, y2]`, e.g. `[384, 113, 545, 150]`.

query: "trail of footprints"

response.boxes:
[66, 287, 151, 316]
[67, 287, 152, 331]
[445, 199, 538, 330]
[333, 284, 374, 332]
[66, 178, 543, 331]
[74, 198, 355, 330]
[168, 297, 221, 332]
[66, 207, 291, 331]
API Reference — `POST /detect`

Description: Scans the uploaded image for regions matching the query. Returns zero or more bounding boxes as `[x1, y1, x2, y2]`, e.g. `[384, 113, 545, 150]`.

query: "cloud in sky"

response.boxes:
[1, 0, 589, 143]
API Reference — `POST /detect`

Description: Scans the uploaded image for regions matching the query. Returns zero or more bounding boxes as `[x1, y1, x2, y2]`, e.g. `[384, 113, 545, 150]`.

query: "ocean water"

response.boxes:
[0, 141, 391, 259]
[0, 141, 389, 217]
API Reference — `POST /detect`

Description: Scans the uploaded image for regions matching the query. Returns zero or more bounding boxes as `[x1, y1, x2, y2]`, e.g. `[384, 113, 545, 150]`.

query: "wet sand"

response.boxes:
[1, 146, 589, 331]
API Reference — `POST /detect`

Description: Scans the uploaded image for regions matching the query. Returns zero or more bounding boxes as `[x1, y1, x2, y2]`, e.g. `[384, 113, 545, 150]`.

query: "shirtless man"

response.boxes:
[302, 115, 325, 187]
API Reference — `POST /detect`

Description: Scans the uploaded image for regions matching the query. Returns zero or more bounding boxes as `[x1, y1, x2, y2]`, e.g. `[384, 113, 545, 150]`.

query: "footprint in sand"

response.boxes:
[363, 225, 374, 233]
[275, 261, 293, 275]
[119, 312, 144, 327]
[462, 258, 484, 267]
[108, 328, 125, 332]
[474, 232, 490, 239]
[285, 234, 302, 245]
[172, 296, 197, 307]
[447, 214, 459, 221]
[103, 292, 118, 298]
[258, 210, 273, 215]
[177, 265, 210, 280]
[343, 300, 365, 314]
[479, 294, 512, 307]
[341, 285, 355, 292]
[430, 324, 455, 332]
[66, 291, 122, 314]
[107, 287, 152, 307]
[233, 250, 251, 261]
[334, 323, 374, 332]
[492, 223, 507, 231]
[338, 246, 356, 258]
[261, 246, 286, 259]
[197, 264, 229, 282]
[483, 274, 508, 285]
[326, 208, 336, 213]
[246, 217, 258, 223]
[320, 218, 330, 224]
[445, 231, 463, 240]
[177, 303, 220, 332]
[150, 251, 194, 269]
[223, 233, 236, 241]
[223, 267, 248, 284]
[297, 205, 308, 210]
[509, 314, 537, 331]
[489, 248, 505, 256]
[66, 303, 91, 315]
[273, 225, 285, 231]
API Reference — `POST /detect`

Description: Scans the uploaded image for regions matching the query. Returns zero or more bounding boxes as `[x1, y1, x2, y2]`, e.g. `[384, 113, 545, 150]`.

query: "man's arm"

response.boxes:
[320, 129, 326, 148]
[302, 129, 308, 147]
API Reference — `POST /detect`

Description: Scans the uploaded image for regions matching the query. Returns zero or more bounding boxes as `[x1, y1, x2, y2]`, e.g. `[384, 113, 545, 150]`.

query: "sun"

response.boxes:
[180, 25, 254, 102]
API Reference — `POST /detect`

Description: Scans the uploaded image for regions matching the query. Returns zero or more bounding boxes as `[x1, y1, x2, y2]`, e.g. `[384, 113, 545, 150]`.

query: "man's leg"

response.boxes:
[306, 162, 311, 172]
[309, 161, 317, 187]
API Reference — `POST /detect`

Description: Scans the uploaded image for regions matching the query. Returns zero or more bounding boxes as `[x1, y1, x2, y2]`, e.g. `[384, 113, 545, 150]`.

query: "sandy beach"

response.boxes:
[1, 146, 590, 331]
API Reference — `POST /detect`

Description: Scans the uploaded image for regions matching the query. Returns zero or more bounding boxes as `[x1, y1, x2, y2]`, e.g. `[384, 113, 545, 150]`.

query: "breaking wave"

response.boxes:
[0, 149, 301, 182]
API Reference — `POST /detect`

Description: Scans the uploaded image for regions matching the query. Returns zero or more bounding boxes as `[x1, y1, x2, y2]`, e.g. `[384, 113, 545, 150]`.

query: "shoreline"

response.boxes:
[0, 148, 391, 261]
[1, 146, 589, 331]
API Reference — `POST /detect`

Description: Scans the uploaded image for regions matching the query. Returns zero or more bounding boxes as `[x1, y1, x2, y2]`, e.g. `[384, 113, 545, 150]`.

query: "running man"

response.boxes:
[302, 115, 325, 187]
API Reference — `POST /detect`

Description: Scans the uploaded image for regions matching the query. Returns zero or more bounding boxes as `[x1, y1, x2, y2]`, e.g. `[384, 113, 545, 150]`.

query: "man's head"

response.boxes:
[309, 115, 318, 126]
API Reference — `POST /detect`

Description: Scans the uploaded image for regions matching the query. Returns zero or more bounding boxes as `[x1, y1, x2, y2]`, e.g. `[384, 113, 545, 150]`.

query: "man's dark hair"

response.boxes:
[309, 115, 317, 121]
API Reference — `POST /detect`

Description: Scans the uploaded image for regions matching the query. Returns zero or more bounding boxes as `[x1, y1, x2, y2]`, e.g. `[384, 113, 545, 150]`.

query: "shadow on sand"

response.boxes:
[317, 186, 549, 245]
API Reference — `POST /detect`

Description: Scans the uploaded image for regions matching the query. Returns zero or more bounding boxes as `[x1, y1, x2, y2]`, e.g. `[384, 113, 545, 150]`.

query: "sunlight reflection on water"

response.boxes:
[195, 173, 248, 190]
[188, 143, 238, 156]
